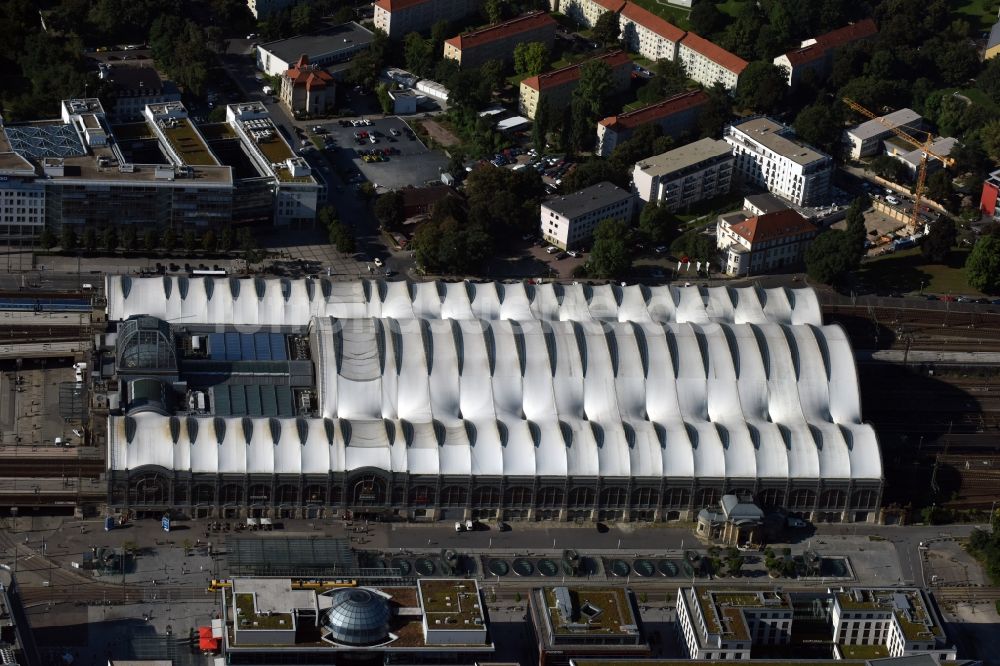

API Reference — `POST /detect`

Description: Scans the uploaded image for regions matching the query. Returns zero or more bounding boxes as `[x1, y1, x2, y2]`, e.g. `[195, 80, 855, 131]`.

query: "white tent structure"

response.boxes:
[105, 277, 882, 523]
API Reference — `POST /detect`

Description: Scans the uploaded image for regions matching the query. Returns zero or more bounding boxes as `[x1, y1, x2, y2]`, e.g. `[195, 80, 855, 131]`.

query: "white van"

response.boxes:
[454, 521, 465, 532]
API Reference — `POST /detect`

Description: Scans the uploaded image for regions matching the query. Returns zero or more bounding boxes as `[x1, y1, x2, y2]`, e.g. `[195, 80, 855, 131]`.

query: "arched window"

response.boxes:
[351, 474, 387, 506]
[408, 485, 436, 507]
[537, 487, 564, 508]
[440, 486, 468, 507]
[600, 487, 627, 508]
[662, 488, 690, 508]
[472, 486, 500, 507]
[820, 489, 846, 510]
[851, 489, 878, 510]
[696, 487, 720, 508]
[788, 489, 817, 510]
[756, 488, 785, 509]
[276, 484, 298, 505]
[129, 474, 167, 505]
[568, 487, 595, 508]
[193, 484, 215, 505]
[504, 486, 533, 507]
[304, 484, 326, 504]
[630, 487, 658, 509]
[248, 484, 271, 504]
[220, 484, 243, 505]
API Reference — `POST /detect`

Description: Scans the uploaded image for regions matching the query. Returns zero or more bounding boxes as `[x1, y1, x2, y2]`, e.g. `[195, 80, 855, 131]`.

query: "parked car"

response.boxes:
[567, 250, 581, 258]
[545, 245, 559, 254]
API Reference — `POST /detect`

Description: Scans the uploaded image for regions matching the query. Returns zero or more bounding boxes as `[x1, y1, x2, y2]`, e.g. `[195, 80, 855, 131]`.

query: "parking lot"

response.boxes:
[317, 116, 449, 191]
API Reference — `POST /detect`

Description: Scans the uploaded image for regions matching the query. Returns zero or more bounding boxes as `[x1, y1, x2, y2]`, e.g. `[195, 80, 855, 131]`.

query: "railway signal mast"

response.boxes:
[843, 98, 956, 232]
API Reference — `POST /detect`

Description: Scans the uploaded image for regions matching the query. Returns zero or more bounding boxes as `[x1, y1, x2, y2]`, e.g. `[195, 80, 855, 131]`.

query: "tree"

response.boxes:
[483, 0, 504, 23]
[290, 2, 316, 33]
[592, 11, 621, 46]
[690, 0, 725, 36]
[202, 229, 218, 253]
[926, 170, 956, 211]
[735, 62, 787, 114]
[162, 228, 177, 253]
[404, 33, 433, 78]
[122, 226, 138, 252]
[38, 228, 55, 250]
[794, 104, 841, 153]
[922, 216, 956, 263]
[533, 98, 550, 151]
[698, 83, 732, 139]
[844, 196, 868, 256]
[219, 226, 234, 253]
[374, 190, 406, 230]
[636, 58, 688, 105]
[83, 227, 98, 253]
[868, 155, 909, 184]
[143, 228, 158, 253]
[514, 42, 549, 77]
[638, 202, 676, 245]
[671, 229, 716, 265]
[804, 230, 859, 284]
[376, 82, 393, 114]
[183, 229, 197, 254]
[102, 226, 118, 254]
[562, 158, 627, 191]
[60, 226, 78, 252]
[328, 221, 356, 253]
[587, 219, 632, 278]
[966, 236, 1000, 293]
[570, 60, 614, 151]
[413, 217, 493, 274]
[478, 59, 505, 96]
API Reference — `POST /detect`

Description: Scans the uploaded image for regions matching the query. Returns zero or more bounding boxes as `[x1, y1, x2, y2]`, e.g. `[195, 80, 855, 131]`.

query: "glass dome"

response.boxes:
[322, 588, 391, 646]
[116, 316, 177, 372]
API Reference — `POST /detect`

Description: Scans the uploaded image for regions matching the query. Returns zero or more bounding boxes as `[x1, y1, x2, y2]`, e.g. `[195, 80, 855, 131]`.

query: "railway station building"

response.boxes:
[102, 277, 884, 524]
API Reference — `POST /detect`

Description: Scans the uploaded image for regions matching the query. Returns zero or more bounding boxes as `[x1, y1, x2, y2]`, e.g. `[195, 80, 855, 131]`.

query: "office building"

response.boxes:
[98, 65, 181, 122]
[830, 588, 956, 661]
[519, 51, 632, 119]
[885, 136, 958, 179]
[256, 21, 375, 77]
[597, 90, 707, 157]
[559, 0, 625, 29]
[743, 192, 790, 216]
[529, 587, 649, 666]
[843, 108, 925, 160]
[676, 587, 795, 660]
[443, 11, 558, 68]
[725, 116, 833, 206]
[631, 137, 733, 210]
[0, 98, 319, 242]
[280, 55, 336, 116]
[374, 0, 484, 39]
[677, 32, 747, 90]
[716, 208, 818, 276]
[619, 2, 684, 61]
[104, 275, 883, 523]
[773, 19, 878, 88]
[221, 578, 493, 664]
[540, 181, 635, 250]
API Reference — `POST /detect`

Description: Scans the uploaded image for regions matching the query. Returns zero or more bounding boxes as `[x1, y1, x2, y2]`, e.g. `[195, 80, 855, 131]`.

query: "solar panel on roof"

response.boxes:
[240, 334, 255, 360]
[276, 386, 294, 416]
[246, 386, 263, 416]
[208, 333, 226, 361]
[254, 332, 271, 361]
[213, 387, 231, 416]
[225, 333, 241, 361]
[270, 333, 288, 360]
[230, 384, 247, 414]
[260, 384, 278, 417]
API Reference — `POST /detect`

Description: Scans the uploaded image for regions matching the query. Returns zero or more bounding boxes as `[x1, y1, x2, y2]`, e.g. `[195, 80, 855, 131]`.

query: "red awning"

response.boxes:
[198, 626, 219, 652]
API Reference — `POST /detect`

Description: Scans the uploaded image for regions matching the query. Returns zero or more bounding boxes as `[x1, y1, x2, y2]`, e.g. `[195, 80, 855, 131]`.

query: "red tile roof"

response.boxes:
[620, 2, 684, 42]
[679, 32, 748, 75]
[599, 89, 708, 129]
[445, 11, 556, 51]
[594, 0, 626, 11]
[728, 209, 815, 244]
[374, 0, 430, 12]
[286, 55, 334, 90]
[522, 50, 632, 91]
[780, 18, 877, 67]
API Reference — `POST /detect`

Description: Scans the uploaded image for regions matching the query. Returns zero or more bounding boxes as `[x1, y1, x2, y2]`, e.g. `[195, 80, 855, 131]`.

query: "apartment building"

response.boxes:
[843, 108, 924, 160]
[540, 181, 635, 250]
[632, 138, 733, 210]
[724, 116, 833, 206]
[619, 2, 684, 61]
[519, 50, 632, 120]
[773, 18, 878, 87]
[560, 0, 624, 29]
[280, 55, 335, 116]
[980, 168, 1000, 221]
[374, 0, 484, 39]
[831, 588, 956, 661]
[716, 208, 817, 276]
[443, 11, 557, 68]
[596, 89, 707, 156]
[677, 32, 747, 90]
[676, 587, 793, 660]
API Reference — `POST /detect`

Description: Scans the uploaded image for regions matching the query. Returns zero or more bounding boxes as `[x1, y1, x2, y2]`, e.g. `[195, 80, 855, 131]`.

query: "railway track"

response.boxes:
[18, 583, 216, 605]
[932, 587, 1000, 603]
[0, 457, 105, 478]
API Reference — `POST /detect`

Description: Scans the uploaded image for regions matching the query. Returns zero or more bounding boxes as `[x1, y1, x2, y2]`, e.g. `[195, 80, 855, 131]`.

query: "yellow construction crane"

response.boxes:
[843, 97, 956, 230]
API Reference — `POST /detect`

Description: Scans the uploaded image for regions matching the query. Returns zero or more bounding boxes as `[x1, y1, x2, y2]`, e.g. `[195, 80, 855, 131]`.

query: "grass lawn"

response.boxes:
[626, 0, 692, 29]
[859, 247, 983, 296]
[716, 0, 749, 18]
[951, 0, 1000, 30]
